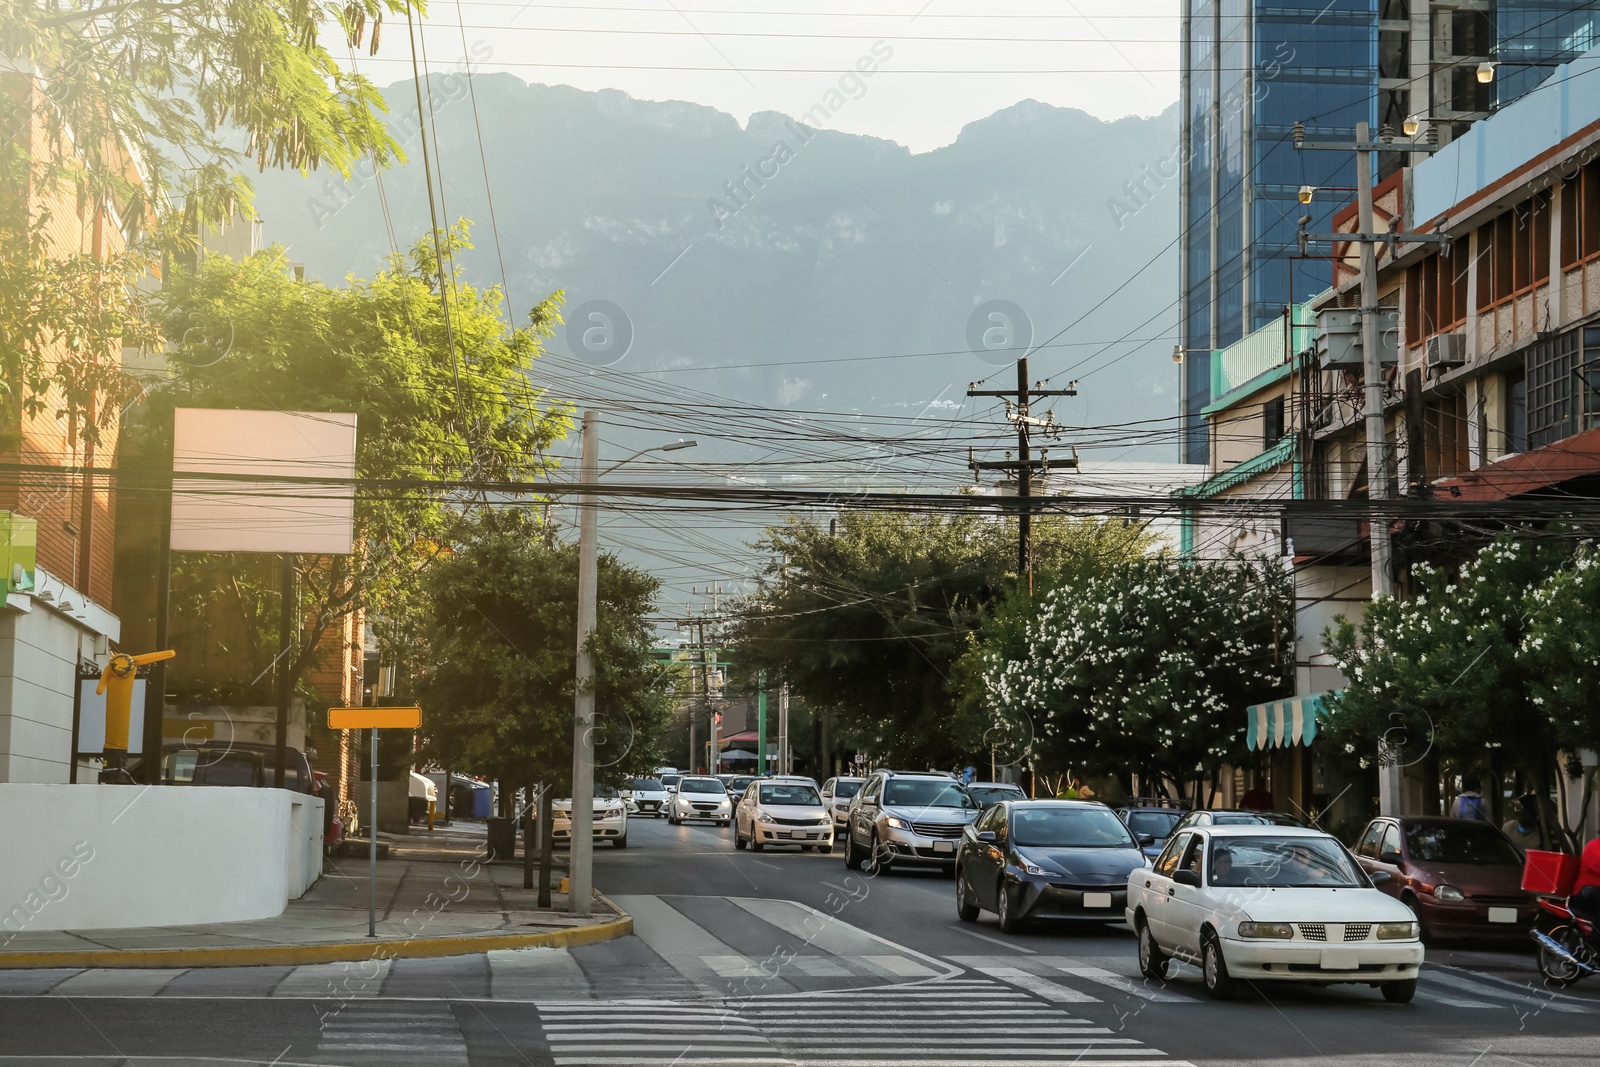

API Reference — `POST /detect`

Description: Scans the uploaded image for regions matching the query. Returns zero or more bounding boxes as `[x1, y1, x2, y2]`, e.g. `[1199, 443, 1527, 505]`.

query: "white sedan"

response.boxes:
[735, 779, 833, 852]
[552, 784, 629, 848]
[624, 776, 671, 818]
[667, 775, 732, 826]
[1126, 825, 1423, 1002]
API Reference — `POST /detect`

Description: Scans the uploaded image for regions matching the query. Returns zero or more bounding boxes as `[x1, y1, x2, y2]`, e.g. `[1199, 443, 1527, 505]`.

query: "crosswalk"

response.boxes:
[536, 979, 1195, 1067]
[314, 1000, 469, 1065]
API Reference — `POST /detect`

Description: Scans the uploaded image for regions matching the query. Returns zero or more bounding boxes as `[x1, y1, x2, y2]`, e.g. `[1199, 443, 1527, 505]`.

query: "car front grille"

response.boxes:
[1343, 923, 1373, 941]
[774, 816, 824, 826]
[1297, 923, 1327, 941]
[910, 822, 965, 839]
[691, 803, 721, 811]
[1471, 894, 1528, 906]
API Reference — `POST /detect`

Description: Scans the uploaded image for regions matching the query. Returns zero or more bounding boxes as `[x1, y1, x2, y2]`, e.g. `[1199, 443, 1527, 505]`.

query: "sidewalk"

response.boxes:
[0, 823, 630, 969]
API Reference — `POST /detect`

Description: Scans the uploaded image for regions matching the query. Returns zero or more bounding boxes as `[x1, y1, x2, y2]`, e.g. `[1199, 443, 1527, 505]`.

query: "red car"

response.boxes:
[1352, 816, 1536, 940]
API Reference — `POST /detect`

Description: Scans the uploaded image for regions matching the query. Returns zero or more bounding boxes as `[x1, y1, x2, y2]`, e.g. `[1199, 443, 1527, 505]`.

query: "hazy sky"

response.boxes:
[370, 0, 1180, 153]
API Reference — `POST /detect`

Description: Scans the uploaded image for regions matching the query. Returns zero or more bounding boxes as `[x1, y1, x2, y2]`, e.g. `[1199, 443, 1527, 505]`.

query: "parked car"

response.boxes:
[735, 779, 833, 852]
[667, 776, 732, 826]
[156, 741, 315, 793]
[552, 784, 629, 848]
[841, 769, 980, 874]
[820, 776, 865, 833]
[1171, 809, 1305, 833]
[956, 800, 1148, 933]
[408, 771, 437, 823]
[1351, 816, 1536, 941]
[1127, 825, 1423, 1002]
[625, 777, 671, 817]
[1117, 806, 1187, 859]
[966, 782, 1028, 809]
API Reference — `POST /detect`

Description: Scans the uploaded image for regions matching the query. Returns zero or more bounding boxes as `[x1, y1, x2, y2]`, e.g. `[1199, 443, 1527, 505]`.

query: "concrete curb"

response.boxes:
[0, 912, 632, 970]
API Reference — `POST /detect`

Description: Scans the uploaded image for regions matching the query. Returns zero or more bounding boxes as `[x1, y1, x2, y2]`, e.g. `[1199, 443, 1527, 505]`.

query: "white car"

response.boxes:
[1126, 825, 1423, 1002]
[820, 776, 864, 834]
[625, 776, 671, 818]
[553, 784, 629, 848]
[735, 779, 834, 852]
[667, 775, 732, 826]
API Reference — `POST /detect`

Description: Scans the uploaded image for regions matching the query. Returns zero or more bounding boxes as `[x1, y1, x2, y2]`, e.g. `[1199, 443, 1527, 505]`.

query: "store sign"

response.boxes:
[0, 512, 37, 592]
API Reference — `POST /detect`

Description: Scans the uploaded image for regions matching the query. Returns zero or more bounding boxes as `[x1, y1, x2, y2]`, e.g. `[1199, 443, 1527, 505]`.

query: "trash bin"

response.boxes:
[486, 816, 516, 860]
[472, 786, 493, 819]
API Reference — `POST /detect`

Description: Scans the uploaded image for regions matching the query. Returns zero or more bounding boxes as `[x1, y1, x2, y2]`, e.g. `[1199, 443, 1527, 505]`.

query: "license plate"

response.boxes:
[1320, 948, 1360, 970]
[932, 840, 955, 854]
[786, 831, 804, 839]
[1488, 906, 1518, 924]
[1083, 892, 1113, 909]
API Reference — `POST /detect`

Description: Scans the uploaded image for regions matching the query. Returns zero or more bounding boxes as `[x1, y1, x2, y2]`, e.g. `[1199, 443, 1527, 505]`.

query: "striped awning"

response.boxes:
[1246, 694, 1334, 751]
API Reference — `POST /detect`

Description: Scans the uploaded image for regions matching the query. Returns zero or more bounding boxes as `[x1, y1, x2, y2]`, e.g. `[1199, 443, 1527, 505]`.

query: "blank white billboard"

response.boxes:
[171, 409, 357, 555]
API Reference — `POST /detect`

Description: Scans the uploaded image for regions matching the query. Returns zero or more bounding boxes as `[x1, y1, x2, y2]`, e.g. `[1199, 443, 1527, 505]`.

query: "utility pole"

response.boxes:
[777, 683, 790, 775]
[757, 670, 767, 779]
[968, 357, 1078, 592]
[1295, 120, 1446, 817]
[569, 411, 599, 917]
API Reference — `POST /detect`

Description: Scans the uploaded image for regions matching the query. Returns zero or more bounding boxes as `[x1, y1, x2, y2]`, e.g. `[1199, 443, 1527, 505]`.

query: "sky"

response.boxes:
[371, 0, 1181, 153]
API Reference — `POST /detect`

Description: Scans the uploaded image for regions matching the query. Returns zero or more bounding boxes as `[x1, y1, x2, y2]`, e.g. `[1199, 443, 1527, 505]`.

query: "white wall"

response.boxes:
[0, 784, 322, 934]
[0, 594, 92, 783]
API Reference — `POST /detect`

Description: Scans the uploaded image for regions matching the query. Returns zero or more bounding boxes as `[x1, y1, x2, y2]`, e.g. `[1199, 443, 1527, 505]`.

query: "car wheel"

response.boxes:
[820, 843, 832, 854]
[995, 879, 1024, 933]
[867, 831, 892, 875]
[613, 834, 627, 849]
[752, 834, 765, 853]
[1202, 932, 1236, 1001]
[844, 828, 862, 871]
[1137, 917, 1169, 980]
[955, 867, 980, 922]
[1381, 978, 1417, 1004]
[735, 823, 747, 850]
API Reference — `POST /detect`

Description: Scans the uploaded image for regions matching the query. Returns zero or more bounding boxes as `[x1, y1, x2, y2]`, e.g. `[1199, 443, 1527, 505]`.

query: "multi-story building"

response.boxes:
[1180, 0, 1599, 463]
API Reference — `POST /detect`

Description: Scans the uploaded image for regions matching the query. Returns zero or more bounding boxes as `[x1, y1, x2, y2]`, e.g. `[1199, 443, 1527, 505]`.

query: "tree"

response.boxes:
[969, 557, 1294, 799]
[732, 510, 1154, 768]
[2, 0, 412, 449]
[416, 514, 675, 796]
[118, 228, 570, 702]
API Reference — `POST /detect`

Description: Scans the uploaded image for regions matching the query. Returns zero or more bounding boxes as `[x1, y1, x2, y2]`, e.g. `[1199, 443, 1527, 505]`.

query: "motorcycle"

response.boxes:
[1532, 895, 1599, 987]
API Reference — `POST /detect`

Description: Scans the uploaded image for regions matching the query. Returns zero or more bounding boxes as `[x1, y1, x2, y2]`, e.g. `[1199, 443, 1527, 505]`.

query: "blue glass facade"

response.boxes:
[1496, 2, 1599, 102]
[1181, 0, 1378, 463]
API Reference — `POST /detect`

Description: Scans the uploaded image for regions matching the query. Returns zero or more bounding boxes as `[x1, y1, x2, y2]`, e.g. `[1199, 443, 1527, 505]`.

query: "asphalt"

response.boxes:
[0, 821, 630, 968]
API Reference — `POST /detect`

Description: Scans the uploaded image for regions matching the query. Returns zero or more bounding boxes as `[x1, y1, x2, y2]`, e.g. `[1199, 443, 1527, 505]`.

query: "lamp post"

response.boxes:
[569, 422, 697, 917]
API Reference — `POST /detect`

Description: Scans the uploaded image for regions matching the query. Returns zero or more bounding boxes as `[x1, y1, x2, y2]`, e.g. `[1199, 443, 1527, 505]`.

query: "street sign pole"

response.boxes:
[369, 725, 377, 937]
[327, 706, 422, 938]
[757, 670, 767, 777]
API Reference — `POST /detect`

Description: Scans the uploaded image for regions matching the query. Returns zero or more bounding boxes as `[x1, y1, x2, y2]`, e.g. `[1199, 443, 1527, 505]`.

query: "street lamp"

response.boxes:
[1298, 185, 1315, 205]
[569, 424, 698, 918]
[1477, 60, 1497, 84]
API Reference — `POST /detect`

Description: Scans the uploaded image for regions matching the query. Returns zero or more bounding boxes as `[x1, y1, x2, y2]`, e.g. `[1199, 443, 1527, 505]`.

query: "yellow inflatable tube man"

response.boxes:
[98, 650, 176, 758]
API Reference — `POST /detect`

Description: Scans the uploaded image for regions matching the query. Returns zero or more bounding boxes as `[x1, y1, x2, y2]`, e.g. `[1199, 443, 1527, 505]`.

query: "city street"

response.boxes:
[0, 817, 1595, 1067]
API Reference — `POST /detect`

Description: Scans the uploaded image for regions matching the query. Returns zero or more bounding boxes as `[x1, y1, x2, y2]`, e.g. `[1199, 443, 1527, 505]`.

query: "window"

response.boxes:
[1424, 393, 1469, 479]
[1263, 396, 1287, 449]
[1405, 823, 1523, 866]
[1503, 369, 1528, 455]
[1154, 831, 1191, 877]
[1477, 198, 1551, 312]
[1406, 252, 1467, 344]
[1179, 836, 1205, 877]
[1560, 161, 1600, 270]
[1356, 822, 1385, 859]
[1379, 824, 1403, 861]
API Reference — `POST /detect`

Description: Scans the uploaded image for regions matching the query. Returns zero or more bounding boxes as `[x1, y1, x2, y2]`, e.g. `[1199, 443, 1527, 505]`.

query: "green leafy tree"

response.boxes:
[2, 0, 412, 448]
[417, 514, 675, 796]
[972, 557, 1294, 798]
[732, 510, 1154, 768]
[119, 229, 570, 701]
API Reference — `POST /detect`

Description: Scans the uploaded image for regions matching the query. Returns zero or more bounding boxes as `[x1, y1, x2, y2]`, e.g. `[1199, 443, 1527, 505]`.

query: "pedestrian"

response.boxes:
[1502, 794, 1549, 852]
[1571, 834, 1600, 925]
[1239, 784, 1274, 811]
[1450, 777, 1488, 820]
[1071, 777, 1095, 800]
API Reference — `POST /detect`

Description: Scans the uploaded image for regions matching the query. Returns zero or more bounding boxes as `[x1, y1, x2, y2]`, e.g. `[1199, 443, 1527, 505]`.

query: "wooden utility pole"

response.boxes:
[968, 357, 1079, 591]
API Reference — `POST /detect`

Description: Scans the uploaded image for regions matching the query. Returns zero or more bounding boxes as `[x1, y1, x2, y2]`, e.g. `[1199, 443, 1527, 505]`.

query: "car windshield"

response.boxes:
[631, 778, 664, 791]
[595, 784, 620, 800]
[969, 786, 1026, 805]
[680, 777, 725, 795]
[1012, 806, 1138, 848]
[1208, 837, 1366, 888]
[884, 779, 977, 809]
[832, 780, 863, 799]
[661, 775, 683, 788]
[1406, 823, 1524, 865]
[759, 784, 821, 805]
[1125, 811, 1182, 837]
[731, 777, 756, 790]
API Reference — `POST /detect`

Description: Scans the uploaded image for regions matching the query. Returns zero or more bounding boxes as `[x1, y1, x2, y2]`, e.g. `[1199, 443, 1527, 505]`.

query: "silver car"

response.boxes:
[841, 770, 980, 873]
[820, 776, 865, 834]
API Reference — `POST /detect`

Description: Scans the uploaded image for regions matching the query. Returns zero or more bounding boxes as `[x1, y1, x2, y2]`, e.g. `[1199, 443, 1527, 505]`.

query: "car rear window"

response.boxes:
[832, 780, 863, 799]
[1125, 811, 1181, 837]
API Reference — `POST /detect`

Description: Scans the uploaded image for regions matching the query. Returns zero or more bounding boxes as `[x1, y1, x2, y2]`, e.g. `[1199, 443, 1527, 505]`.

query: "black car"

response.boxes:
[955, 800, 1149, 933]
[153, 741, 316, 793]
[1116, 806, 1186, 859]
[967, 782, 1028, 809]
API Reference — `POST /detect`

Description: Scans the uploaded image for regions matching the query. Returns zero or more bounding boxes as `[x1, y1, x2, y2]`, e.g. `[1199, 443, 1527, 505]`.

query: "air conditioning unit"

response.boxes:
[1316, 307, 1400, 371]
[1424, 332, 1467, 374]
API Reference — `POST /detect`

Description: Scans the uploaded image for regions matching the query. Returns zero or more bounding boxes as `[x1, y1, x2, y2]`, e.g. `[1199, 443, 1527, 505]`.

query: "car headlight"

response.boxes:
[757, 811, 775, 824]
[1431, 884, 1465, 902]
[1237, 921, 1293, 940]
[1376, 921, 1420, 940]
[884, 815, 910, 830]
[1018, 858, 1052, 876]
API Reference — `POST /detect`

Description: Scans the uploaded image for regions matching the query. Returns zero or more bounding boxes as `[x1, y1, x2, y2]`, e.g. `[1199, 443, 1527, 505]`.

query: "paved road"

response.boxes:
[1, 816, 1596, 1066]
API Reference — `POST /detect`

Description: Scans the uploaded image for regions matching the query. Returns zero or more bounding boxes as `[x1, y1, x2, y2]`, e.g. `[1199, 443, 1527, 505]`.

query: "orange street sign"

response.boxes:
[328, 706, 422, 730]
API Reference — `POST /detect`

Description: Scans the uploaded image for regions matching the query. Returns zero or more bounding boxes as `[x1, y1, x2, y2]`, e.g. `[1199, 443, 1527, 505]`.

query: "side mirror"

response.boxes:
[1173, 869, 1202, 888]
[976, 830, 998, 844]
[1368, 869, 1393, 886]
[1138, 833, 1156, 846]
[1379, 849, 1402, 865]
